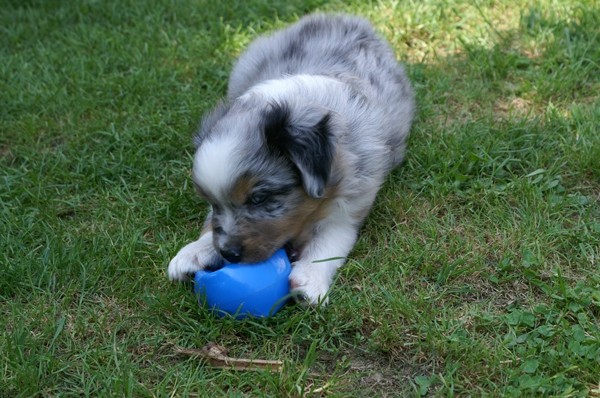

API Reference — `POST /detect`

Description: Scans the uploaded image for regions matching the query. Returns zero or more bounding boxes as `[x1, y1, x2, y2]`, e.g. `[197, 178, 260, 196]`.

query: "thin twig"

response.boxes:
[174, 343, 283, 373]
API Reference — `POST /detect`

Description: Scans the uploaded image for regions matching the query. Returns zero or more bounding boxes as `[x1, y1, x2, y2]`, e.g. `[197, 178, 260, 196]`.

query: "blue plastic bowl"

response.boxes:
[193, 249, 291, 319]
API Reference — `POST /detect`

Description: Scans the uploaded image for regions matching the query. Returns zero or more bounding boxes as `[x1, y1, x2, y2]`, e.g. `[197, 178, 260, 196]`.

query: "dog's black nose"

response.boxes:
[220, 247, 242, 263]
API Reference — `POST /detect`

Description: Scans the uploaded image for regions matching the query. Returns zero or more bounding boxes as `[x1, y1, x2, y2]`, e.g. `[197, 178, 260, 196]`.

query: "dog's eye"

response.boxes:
[248, 192, 269, 206]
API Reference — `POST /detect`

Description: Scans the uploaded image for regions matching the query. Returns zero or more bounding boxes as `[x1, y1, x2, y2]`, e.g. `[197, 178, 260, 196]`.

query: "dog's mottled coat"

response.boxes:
[168, 14, 415, 304]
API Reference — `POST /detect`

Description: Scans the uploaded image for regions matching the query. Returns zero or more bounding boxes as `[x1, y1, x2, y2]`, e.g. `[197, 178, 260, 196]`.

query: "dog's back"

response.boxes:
[228, 14, 403, 97]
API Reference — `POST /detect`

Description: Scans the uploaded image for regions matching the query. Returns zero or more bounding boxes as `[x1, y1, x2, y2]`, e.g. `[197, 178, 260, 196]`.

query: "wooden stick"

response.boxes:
[174, 343, 283, 372]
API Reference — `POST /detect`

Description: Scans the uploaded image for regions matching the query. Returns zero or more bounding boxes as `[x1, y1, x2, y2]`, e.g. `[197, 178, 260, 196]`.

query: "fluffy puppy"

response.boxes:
[168, 14, 415, 304]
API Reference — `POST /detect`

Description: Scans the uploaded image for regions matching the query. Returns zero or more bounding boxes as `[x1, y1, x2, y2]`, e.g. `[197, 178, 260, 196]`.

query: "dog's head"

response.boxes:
[191, 99, 336, 263]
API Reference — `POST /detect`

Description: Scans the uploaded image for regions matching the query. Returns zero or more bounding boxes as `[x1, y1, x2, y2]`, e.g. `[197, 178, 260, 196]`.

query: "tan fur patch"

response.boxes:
[201, 222, 212, 235]
[229, 174, 256, 205]
[236, 184, 340, 262]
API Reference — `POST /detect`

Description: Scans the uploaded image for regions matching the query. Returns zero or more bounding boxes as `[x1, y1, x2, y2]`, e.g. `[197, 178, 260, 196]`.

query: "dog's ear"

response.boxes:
[193, 101, 231, 148]
[263, 102, 333, 198]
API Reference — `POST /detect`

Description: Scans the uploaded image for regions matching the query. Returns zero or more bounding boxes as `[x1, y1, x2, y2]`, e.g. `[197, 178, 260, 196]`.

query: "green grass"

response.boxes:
[1, 0, 599, 396]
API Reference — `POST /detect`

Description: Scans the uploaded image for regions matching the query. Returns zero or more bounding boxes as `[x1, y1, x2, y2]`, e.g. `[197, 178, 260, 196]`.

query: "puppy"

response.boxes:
[168, 14, 415, 305]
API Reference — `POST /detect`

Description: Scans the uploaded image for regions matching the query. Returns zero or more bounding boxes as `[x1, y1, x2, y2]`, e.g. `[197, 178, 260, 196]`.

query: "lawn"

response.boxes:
[1, 0, 599, 396]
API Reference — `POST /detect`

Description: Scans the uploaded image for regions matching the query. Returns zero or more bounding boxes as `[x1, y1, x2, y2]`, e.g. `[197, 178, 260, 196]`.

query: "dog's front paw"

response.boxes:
[168, 236, 218, 281]
[289, 263, 332, 306]
[167, 248, 201, 281]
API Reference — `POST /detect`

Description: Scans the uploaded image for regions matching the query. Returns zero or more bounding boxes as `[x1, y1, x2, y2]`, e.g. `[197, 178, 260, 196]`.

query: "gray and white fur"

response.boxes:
[168, 13, 415, 305]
